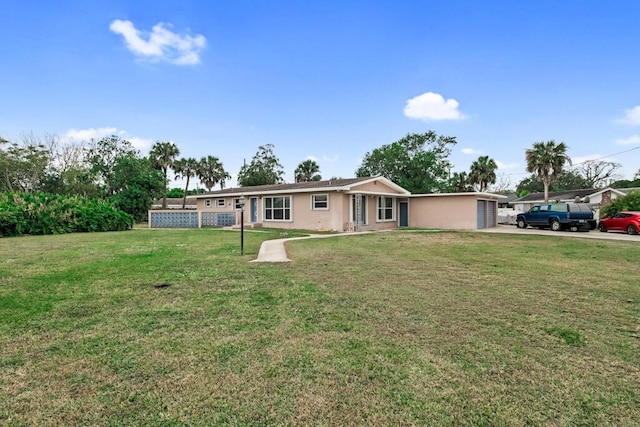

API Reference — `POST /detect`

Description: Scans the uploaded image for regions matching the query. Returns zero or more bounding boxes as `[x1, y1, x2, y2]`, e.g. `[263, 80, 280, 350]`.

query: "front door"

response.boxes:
[399, 201, 409, 227]
[250, 197, 258, 223]
[352, 194, 367, 226]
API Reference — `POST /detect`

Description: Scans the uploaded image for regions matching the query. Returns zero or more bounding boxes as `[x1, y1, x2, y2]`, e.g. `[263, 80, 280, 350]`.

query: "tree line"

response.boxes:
[0, 135, 328, 223]
[2, 132, 639, 225]
[354, 133, 638, 198]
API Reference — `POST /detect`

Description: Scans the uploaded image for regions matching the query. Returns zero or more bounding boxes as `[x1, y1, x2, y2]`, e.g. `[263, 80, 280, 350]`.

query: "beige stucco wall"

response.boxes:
[197, 193, 349, 231]
[193, 189, 498, 231]
[195, 192, 405, 231]
[264, 192, 345, 231]
[409, 195, 489, 230]
[342, 194, 403, 231]
[350, 180, 400, 194]
[196, 197, 235, 211]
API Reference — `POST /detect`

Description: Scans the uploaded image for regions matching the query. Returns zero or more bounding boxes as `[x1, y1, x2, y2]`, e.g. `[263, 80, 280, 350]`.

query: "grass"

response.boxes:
[1, 228, 639, 426]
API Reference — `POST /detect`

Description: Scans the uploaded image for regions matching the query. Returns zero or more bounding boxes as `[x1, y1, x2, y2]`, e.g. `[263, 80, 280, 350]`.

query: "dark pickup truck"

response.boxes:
[516, 203, 597, 231]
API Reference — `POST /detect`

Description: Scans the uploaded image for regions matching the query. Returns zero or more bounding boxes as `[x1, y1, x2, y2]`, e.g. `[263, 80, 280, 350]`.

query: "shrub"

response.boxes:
[0, 192, 133, 237]
[600, 190, 640, 218]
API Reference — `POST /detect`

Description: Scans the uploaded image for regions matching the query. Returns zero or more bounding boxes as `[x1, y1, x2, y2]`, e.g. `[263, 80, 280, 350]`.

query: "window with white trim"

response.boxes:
[216, 199, 225, 207]
[234, 198, 243, 210]
[377, 196, 394, 221]
[205, 199, 212, 208]
[264, 196, 291, 221]
[312, 194, 329, 210]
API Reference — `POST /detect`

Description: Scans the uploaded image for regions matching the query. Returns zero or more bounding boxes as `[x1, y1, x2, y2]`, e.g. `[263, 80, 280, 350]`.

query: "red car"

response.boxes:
[598, 211, 640, 235]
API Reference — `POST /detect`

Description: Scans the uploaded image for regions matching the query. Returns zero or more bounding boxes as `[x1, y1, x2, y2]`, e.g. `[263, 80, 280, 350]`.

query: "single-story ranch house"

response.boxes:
[149, 177, 505, 231]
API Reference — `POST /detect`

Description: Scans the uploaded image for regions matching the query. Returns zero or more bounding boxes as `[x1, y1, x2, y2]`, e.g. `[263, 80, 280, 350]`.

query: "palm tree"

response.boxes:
[468, 155, 498, 192]
[294, 159, 321, 182]
[197, 155, 228, 192]
[526, 140, 571, 203]
[149, 141, 180, 208]
[174, 157, 199, 209]
[449, 171, 472, 192]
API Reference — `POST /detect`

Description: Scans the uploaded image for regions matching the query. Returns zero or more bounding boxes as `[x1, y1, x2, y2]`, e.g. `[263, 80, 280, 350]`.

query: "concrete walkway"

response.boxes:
[250, 232, 371, 263]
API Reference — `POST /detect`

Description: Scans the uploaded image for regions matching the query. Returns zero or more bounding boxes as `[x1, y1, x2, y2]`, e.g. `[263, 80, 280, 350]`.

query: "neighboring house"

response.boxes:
[585, 187, 640, 207]
[180, 176, 505, 231]
[152, 198, 197, 209]
[512, 189, 596, 212]
[497, 193, 519, 208]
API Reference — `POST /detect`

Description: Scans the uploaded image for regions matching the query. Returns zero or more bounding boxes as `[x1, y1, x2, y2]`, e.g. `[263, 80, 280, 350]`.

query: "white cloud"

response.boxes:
[64, 127, 123, 141]
[127, 137, 154, 150]
[461, 147, 482, 155]
[63, 127, 152, 150]
[109, 19, 206, 65]
[618, 106, 640, 125]
[495, 160, 519, 170]
[403, 92, 467, 121]
[322, 154, 339, 162]
[615, 135, 640, 145]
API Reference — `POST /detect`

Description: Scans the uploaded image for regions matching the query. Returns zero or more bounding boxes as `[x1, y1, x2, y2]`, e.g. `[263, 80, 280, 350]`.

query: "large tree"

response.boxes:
[294, 159, 321, 182]
[447, 171, 473, 192]
[109, 155, 165, 221]
[468, 155, 498, 192]
[611, 177, 640, 188]
[174, 157, 199, 209]
[525, 140, 571, 203]
[149, 141, 180, 208]
[86, 135, 138, 197]
[575, 160, 621, 189]
[355, 131, 456, 194]
[0, 136, 51, 193]
[197, 155, 228, 191]
[237, 144, 285, 187]
[41, 135, 93, 197]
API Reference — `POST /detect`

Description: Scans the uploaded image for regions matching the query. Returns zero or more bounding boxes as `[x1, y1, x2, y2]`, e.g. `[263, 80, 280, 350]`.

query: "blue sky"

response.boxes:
[2, 0, 640, 189]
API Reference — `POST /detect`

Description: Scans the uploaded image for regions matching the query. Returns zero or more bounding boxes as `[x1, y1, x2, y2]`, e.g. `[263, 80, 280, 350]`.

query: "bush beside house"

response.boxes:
[0, 192, 133, 237]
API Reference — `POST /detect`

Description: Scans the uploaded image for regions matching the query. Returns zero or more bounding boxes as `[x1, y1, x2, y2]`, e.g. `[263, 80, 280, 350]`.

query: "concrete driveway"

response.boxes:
[479, 224, 640, 242]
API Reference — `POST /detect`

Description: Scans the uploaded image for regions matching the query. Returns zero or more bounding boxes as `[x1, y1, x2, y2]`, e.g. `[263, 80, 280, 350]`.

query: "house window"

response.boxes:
[216, 199, 225, 207]
[264, 196, 291, 221]
[377, 196, 394, 221]
[234, 198, 243, 210]
[312, 194, 329, 210]
[205, 199, 212, 208]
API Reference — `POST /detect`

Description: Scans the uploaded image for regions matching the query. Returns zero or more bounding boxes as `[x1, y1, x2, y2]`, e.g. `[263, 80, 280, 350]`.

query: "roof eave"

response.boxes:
[410, 192, 507, 199]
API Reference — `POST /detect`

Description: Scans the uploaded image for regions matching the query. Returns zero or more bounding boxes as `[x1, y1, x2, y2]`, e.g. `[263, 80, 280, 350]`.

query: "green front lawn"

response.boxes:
[1, 229, 639, 425]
